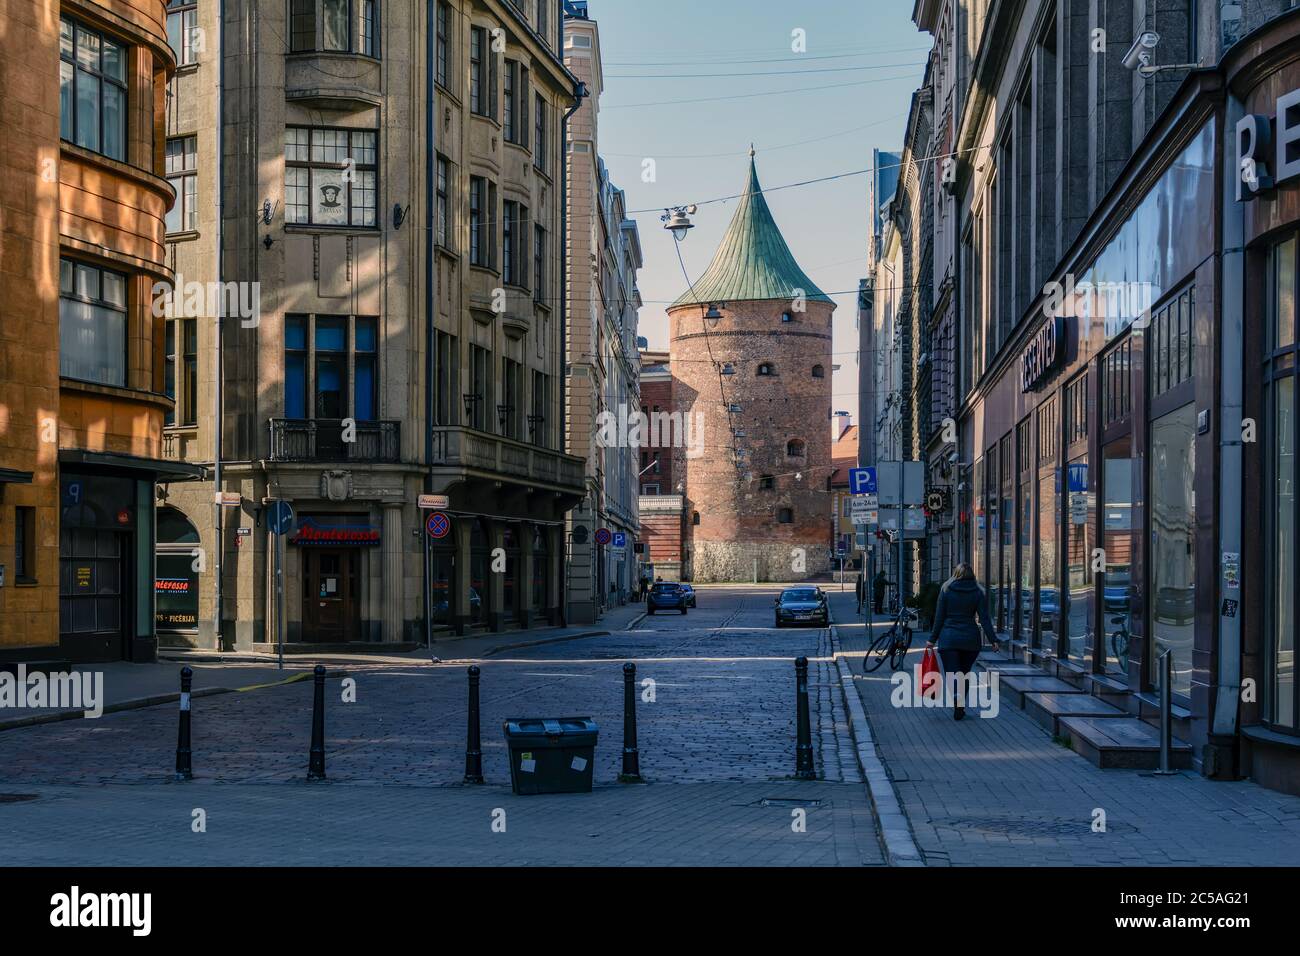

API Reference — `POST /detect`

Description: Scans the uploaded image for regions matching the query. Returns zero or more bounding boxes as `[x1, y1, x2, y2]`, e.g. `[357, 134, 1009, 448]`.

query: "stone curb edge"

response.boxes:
[827, 608, 925, 867]
[0, 669, 351, 734]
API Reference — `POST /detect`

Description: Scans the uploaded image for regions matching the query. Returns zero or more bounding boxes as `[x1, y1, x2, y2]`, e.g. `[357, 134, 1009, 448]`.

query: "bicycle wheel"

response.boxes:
[865, 627, 898, 672]
[890, 627, 915, 670]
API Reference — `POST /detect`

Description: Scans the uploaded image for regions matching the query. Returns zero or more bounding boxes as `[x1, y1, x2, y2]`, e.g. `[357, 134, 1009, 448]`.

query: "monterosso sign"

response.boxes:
[1021, 315, 1066, 393]
[1237, 88, 1300, 201]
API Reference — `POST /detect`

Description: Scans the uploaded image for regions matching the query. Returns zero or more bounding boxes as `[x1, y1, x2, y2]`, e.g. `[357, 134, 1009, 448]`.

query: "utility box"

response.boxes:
[503, 717, 599, 795]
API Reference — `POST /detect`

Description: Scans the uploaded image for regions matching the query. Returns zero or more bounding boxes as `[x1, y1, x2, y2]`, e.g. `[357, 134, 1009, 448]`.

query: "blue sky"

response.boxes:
[587, 0, 929, 423]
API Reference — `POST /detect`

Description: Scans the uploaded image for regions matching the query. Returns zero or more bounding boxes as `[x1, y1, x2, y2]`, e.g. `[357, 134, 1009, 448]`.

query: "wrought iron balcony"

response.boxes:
[269, 419, 402, 463]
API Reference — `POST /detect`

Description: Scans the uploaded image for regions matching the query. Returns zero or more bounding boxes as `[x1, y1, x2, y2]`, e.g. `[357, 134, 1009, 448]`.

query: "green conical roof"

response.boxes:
[672, 155, 833, 308]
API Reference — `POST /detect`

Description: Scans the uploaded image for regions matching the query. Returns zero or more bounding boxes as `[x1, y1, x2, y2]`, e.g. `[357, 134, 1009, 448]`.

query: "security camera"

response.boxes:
[947, 451, 959, 465]
[1122, 31, 1160, 71]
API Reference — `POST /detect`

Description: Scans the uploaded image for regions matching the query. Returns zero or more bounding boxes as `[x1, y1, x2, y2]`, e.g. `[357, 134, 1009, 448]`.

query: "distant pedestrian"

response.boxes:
[872, 570, 887, 614]
[855, 573, 865, 613]
[925, 563, 1000, 720]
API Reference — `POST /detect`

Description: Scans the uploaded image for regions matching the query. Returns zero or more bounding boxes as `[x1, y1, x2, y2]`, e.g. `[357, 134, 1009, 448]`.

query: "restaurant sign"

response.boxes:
[290, 517, 381, 547]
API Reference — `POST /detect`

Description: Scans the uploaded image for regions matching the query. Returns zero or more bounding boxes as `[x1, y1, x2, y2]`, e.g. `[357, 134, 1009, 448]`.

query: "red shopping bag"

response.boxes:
[920, 646, 941, 701]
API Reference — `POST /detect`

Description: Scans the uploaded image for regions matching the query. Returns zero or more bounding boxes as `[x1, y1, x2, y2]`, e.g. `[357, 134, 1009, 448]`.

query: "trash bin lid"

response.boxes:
[503, 716, 597, 736]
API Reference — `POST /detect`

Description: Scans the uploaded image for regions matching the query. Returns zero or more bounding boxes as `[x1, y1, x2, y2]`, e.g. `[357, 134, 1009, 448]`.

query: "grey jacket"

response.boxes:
[929, 578, 997, 652]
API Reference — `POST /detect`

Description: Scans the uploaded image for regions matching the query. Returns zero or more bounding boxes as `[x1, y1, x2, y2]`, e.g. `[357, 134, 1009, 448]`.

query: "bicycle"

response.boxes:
[865, 606, 920, 672]
[1109, 614, 1130, 664]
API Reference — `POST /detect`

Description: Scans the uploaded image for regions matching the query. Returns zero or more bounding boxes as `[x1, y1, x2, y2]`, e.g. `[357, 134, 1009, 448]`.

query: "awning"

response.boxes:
[59, 449, 206, 482]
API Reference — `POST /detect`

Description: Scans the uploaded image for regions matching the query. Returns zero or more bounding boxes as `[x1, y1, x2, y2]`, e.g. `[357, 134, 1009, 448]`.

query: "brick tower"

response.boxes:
[669, 154, 835, 582]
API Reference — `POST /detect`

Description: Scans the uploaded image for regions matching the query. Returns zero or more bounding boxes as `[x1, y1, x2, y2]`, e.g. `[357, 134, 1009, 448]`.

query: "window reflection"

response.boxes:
[1102, 442, 1133, 676]
[1150, 405, 1196, 698]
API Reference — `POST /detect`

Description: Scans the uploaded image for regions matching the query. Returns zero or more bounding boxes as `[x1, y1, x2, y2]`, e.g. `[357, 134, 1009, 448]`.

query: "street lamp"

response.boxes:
[462, 393, 482, 421]
[662, 205, 697, 241]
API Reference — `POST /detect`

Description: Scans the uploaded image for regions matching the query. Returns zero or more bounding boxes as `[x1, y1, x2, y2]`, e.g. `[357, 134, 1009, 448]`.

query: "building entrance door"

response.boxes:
[302, 549, 360, 642]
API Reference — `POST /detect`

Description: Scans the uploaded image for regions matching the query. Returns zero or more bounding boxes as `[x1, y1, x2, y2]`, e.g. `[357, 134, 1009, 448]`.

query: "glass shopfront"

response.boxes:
[1101, 440, 1134, 675]
[1149, 404, 1196, 699]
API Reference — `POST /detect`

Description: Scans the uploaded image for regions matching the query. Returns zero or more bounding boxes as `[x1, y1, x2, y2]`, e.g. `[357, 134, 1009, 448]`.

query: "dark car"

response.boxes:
[647, 582, 688, 615]
[775, 587, 828, 628]
[680, 584, 697, 608]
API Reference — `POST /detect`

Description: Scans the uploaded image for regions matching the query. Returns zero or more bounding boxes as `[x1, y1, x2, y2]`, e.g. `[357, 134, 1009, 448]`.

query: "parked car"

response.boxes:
[647, 582, 688, 615]
[774, 587, 828, 628]
[680, 584, 697, 608]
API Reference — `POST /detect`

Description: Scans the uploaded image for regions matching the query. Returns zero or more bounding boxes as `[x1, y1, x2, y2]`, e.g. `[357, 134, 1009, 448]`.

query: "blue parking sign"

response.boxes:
[848, 467, 877, 495]
[612, 532, 627, 548]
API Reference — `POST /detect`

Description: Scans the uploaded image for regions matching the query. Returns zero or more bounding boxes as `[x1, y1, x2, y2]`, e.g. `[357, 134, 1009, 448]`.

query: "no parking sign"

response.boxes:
[425, 511, 452, 540]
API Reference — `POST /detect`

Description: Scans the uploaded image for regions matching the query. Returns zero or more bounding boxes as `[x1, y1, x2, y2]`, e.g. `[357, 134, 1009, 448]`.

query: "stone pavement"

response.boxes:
[0, 587, 884, 866]
[827, 590, 1300, 866]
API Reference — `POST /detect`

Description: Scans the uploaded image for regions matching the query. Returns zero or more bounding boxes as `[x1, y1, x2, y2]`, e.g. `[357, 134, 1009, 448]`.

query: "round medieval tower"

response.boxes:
[669, 154, 835, 583]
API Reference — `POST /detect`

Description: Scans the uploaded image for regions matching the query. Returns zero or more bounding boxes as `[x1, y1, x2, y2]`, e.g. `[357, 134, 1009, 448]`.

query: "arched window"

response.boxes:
[757, 362, 774, 376]
[777, 508, 794, 524]
[786, 439, 805, 457]
[759, 475, 775, 490]
[811, 364, 825, 379]
[155, 508, 201, 633]
[691, 511, 701, 526]
[157, 507, 201, 545]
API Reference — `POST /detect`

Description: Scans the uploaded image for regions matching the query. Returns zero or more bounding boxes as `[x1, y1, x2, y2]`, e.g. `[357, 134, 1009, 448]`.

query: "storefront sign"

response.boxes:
[290, 518, 381, 547]
[1021, 316, 1066, 393]
[1237, 89, 1300, 201]
[418, 494, 450, 510]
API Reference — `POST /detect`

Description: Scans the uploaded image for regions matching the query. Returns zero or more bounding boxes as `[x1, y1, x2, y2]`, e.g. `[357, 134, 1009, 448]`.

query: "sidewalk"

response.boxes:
[826, 590, 1300, 866]
[0, 602, 646, 731]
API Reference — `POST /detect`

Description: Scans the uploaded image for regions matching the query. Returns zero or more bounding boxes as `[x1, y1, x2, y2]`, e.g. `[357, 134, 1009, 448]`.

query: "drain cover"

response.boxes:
[0, 794, 39, 804]
[935, 815, 1133, 836]
[759, 798, 823, 809]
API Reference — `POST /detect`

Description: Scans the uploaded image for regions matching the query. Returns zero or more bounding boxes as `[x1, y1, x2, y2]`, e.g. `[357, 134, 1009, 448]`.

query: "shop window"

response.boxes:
[14, 507, 36, 584]
[59, 259, 127, 388]
[60, 529, 123, 636]
[167, 1, 200, 66]
[60, 16, 127, 162]
[155, 508, 200, 632]
[1102, 337, 1132, 426]
[1150, 288, 1194, 398]
[1149, 404, 1196, 699]
[284, 126, 377, 227]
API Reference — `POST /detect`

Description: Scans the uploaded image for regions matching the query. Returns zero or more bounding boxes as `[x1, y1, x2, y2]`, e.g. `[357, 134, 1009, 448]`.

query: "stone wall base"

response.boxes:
[691, 540, 830, 583]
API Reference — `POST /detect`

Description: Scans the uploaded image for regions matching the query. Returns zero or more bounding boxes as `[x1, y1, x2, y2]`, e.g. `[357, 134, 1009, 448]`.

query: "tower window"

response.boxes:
[786, 439, 805, 457]
[759, 475, 774, 490]
[781, 312, 795, 323]
[757, 362, 774, 376]
[812, 364, 825, 378]
[691, 511, 700, 526]
[777, 508, 794, 524]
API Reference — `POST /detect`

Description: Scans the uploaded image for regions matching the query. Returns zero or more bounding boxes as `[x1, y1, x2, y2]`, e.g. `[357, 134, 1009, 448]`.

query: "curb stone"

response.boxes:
[827, 605, 925, 867]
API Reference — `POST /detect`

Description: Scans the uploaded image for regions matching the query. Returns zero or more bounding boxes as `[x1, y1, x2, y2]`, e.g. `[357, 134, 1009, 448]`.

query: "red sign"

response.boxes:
[116, 509, 131, 525]
[426, 511, 452, 539]
[290, 519, 381, 546]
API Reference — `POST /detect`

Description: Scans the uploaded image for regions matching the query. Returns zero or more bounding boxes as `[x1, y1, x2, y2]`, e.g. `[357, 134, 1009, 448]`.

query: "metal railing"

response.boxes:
[268, 419, 401, 463]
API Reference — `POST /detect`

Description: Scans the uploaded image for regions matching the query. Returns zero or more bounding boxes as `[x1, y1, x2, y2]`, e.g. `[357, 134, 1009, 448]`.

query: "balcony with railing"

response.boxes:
[269, 419, 401, 463]
[429, 426, 585, 491]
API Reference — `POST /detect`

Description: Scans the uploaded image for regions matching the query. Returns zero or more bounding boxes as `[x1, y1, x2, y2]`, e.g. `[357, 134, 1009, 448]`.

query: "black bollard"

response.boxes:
[307, 664, 326, 780]
[795, 656, 815, 780]
[464, 665, 484, 784]
[175, 666, 193, 781]
[619, 662, 642, 783]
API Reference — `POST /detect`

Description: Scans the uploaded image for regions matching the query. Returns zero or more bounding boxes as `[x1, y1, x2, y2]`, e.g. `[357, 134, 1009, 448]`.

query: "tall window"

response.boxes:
[501, 358, 522, 439]
[436, 154, 451, 249]
[165, 136, 198, 233]
[436, 1, 450, 88]
[322, 0, 349, 50]
[284, 126, 377, 227]
[167, 0, 200, 66]
[164, 318, 198, 426]
[504, 61, 517, 143]
[503, 201, 529, 287]
[14, 507, 36, 584]
[531, 370, 549, 446]
[361, 0, 377, 57]
[1267, 237, 1297, 731]
[59, 259, 127, 387]
[290, 0, 315, 51]
[533, 225, 546, 304]
[537, 0, 549, 45]
[435, 331, 459, 426]
[60, 17, 127, 162]
[469, 176, 496, 269]
[533, 93, 547, 172]
[469, 345, 492, 431]
[282, 314, 380, 421]
[288, 0, 377, 56]
[469, 27, 497, 119]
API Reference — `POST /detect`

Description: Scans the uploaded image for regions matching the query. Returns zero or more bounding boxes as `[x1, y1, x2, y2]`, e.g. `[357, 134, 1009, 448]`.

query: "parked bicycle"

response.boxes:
[866, 605, 920, 672]
[1109, 614, 1130, 664]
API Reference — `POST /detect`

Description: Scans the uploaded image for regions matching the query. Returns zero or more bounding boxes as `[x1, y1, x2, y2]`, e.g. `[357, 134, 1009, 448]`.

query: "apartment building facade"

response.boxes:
[563, 3, 643, 623]
[155, 0, 585, 648]
[0, 0, 197, 663]
[636, 347, 684, 581]
[895, 0, 1300, 792]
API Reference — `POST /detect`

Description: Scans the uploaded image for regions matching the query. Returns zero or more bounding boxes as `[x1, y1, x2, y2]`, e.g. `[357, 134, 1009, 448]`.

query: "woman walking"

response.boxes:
[925, 563, 1000, 720]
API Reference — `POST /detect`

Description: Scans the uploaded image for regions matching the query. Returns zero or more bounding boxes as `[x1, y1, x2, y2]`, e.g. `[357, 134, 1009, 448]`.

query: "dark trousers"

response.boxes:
[938, 648, 980, 711]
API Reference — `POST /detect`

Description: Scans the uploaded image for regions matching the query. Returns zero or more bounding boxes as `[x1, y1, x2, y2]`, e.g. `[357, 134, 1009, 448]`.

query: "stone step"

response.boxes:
[999, 674, 1088, 708]
[1024, 691, 1128, 736]
[1059, 716, 1193, 770]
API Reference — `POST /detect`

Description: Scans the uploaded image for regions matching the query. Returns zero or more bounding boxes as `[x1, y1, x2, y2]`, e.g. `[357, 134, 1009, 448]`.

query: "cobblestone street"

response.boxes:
[0, 587, 882, 866]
